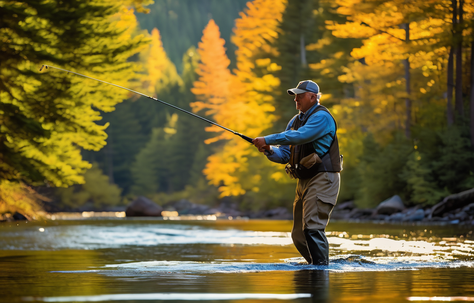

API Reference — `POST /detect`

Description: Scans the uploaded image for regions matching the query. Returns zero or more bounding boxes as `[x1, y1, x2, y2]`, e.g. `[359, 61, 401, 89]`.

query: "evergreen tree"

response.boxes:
[55, 164, 122, 209]
[192, 0, 289, 198]
[273, 0, 314, 127]
[103, 101, 147, 194]
[136, 28, 183, 135]
[400, 151, 449, 206]
[130, 128, 166, 195]
[135, 0, 249, 72]
[0, 1, 149, 194]
[356, 133, 411, 208]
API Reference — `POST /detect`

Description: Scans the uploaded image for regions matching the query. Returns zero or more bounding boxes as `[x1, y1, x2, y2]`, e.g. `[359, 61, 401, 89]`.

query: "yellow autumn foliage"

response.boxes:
[142, 28, 183, 95]
[191, 1, 289, 198]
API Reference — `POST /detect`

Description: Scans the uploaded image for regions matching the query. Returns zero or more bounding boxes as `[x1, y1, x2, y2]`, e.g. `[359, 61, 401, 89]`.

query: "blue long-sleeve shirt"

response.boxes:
[264, 104, 336, 164]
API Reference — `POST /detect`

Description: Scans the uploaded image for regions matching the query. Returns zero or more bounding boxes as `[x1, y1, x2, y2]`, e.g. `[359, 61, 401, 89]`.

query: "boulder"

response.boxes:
[430, 188, 474, 218]
[12, 212, 28, 221]
[125, 196, 163, 217]
[375, 195, 405, 215]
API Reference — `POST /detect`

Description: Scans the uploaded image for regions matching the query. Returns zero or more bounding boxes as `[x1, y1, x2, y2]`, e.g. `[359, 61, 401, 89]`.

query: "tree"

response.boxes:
[191, 19, 233, 129]
[55, 164, 122, 209]
[273, 0, 315, 127]
[191, 1, 290, 199]
[0, 1, 149, 203]
[135, 0, 249, 72]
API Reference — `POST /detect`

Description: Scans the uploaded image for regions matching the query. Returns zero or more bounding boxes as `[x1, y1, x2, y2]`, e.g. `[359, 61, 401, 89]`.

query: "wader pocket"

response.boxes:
[300, 153, 322, 169]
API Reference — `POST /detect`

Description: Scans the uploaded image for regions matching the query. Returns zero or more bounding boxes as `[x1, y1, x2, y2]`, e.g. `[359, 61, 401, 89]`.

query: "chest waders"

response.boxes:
[286, 105, 342, 265]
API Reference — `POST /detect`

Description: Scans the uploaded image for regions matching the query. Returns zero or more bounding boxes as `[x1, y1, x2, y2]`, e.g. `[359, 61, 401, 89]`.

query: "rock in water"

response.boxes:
[125, 196, 163, 217]
[375, 195, 405, 215]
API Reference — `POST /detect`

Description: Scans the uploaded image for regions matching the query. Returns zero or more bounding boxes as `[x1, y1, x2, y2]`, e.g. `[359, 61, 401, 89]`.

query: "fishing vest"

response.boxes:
[285, 105, 343, 179]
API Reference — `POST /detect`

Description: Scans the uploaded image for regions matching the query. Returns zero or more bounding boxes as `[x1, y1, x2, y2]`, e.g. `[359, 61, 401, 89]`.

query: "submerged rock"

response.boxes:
[125, 196, 163, 217]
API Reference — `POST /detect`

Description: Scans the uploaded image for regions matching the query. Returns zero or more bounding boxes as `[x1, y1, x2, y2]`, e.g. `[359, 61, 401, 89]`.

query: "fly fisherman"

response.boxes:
[252, 80, 342, 265]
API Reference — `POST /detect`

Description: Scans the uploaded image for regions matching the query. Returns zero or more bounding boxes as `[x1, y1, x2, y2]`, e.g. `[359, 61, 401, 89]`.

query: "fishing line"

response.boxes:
[39, 65, 254, 143]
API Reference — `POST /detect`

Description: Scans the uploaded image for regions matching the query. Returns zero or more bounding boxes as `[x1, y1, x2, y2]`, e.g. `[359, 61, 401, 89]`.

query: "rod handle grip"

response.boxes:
[237, 133, 254, 143]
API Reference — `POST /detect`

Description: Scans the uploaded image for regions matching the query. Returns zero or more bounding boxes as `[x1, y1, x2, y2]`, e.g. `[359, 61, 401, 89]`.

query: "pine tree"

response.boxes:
[0, 0, 150, 191]
[192, 19, 232, 123]
[191, 1, 288, 198]
[135, 0, 249, 72]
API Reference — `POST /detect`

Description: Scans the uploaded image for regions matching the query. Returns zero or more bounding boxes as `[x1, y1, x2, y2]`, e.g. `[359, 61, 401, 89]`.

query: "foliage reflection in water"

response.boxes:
[0, 219, 473, 302]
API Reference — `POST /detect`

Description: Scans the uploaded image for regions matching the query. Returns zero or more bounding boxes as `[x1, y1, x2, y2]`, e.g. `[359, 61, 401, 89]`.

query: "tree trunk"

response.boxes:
[455, 0, 464, 117]
[106, 132, 115, 184]
[447, 48, 455, 125]
[403, 23, 411, 139]
[300, 34, 307, 67]
[470, 38, 474, 148]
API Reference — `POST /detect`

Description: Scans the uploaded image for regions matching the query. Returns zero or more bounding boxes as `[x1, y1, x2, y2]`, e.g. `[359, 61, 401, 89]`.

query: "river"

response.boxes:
[0, 218, 473, 302]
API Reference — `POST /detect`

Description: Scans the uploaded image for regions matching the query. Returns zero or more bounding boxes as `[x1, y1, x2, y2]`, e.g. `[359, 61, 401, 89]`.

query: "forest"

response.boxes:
[1, 0, 474, 217]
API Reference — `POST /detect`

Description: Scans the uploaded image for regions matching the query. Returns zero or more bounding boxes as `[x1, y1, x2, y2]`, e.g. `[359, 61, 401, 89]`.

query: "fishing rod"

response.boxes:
[39, 65, 254, 143]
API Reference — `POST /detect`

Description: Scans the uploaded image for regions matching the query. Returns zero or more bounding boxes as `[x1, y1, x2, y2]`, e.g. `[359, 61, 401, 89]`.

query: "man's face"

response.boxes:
[294, 92, 316, 112]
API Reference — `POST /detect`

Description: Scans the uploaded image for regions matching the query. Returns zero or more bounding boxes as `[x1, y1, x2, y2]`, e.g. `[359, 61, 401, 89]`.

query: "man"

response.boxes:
[252, 80, 342, 265]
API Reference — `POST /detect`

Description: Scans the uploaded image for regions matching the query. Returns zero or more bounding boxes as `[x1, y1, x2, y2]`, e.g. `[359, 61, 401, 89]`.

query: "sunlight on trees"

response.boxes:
[2, 0, 474, 214]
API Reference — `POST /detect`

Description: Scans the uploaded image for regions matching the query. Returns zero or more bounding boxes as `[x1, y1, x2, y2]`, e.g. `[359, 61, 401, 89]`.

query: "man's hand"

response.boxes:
[253, 137, 270, 153]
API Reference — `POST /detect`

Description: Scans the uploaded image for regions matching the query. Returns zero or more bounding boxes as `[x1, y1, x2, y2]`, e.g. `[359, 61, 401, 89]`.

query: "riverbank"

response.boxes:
[2, 188, 473, 225]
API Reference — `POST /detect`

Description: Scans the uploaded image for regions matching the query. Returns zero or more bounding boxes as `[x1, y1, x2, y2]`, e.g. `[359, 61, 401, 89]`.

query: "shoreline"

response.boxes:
[1, 210, 473, 226]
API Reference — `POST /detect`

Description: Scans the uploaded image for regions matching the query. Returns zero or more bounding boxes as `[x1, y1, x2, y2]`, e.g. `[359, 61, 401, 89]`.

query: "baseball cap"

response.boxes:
[287, 80, 320, 95]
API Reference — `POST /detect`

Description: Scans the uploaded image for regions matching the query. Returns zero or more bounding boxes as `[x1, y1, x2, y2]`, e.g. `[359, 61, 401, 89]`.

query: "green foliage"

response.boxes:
[83, 100, 148, 195]
[130, 127, 168, 195]
[0, 0, 150, 188]
[431, 123, 474, 192]
[135, 0, 249, 72]
[355, 133, 412, 208]
[0, 180, 46, 219]
[151, 178, 221, 207]
[400, 151, 449, 206]
[55, 164, 122, 209]
[4, 0, 473, 215]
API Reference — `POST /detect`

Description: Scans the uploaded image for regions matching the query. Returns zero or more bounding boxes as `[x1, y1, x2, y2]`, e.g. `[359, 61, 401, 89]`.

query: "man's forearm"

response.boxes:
[265, 145, 290, 164]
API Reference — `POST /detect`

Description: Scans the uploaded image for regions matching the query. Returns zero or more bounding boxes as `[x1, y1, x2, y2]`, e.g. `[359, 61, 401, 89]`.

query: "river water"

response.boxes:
[0, 218, 473, 302]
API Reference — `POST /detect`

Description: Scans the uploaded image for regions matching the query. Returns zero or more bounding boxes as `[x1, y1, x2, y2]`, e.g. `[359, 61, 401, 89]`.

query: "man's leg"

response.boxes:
[304, 229, 329, 265]
[302, 172, 340, 265]
[291, 182, 312, 263]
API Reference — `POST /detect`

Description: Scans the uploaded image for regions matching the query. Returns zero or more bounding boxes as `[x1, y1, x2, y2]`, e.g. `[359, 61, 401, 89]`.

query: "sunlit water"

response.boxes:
[0, 219, 473, 302]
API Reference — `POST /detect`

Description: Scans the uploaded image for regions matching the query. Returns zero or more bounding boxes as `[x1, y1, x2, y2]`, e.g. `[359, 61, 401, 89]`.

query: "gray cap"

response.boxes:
[287, 80, 320, 95]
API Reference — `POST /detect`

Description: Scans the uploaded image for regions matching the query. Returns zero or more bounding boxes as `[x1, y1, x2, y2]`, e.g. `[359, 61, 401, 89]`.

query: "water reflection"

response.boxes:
[24, 293, 313, 302]
[0, 220, 473, 303]
[294, 270, 329, 303]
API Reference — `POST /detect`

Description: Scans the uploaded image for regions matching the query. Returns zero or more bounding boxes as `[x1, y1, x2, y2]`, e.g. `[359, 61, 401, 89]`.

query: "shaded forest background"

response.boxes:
[1, 0, 474, 217]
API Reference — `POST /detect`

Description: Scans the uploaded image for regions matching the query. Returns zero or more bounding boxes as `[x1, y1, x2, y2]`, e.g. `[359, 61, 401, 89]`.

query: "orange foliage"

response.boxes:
[191, 19, 232, 118]
[191, 1, 287, 197]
